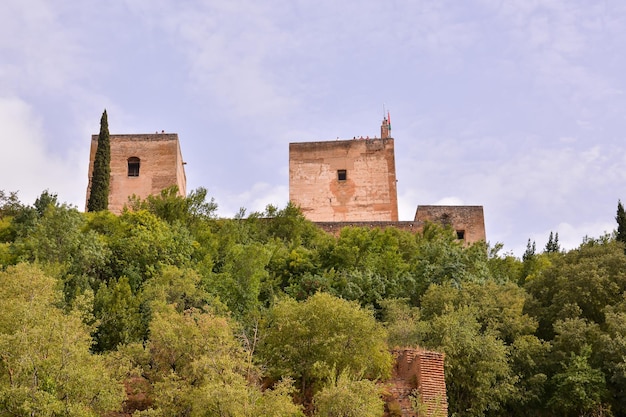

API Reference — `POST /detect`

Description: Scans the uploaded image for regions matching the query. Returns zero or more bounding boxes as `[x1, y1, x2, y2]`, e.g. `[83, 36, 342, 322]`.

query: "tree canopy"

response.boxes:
[3, 188, 626, 416]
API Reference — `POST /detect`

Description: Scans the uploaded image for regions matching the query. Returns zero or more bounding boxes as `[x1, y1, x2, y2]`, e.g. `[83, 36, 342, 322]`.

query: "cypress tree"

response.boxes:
[522, 238, 536, 262]
[545, 231, 560, 253]
[87, 110, 111, 212]
[616, 200, 626, 244]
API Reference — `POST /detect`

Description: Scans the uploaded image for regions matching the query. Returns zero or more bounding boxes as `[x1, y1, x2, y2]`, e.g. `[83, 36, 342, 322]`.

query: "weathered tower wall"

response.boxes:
[289, 138, 399, 222]
[415, 205, 486, 243]
[86, 133, 186, 214]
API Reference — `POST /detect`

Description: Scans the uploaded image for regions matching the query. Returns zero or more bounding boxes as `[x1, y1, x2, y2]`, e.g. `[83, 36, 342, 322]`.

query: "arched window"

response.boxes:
[128, 157, 140, 177]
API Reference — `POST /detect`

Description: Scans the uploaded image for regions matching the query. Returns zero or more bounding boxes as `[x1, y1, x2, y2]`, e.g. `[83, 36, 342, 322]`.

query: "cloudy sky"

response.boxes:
[2, 0, 626, 256]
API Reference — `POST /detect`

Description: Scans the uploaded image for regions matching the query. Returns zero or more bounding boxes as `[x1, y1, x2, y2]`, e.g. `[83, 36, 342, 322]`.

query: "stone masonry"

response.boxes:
[386, 348, 448, 417]
[85, 133, 186, 214]
[289, 117, 486, 245]
[289, 137, 399, 222]
[414, 205, 486, 243]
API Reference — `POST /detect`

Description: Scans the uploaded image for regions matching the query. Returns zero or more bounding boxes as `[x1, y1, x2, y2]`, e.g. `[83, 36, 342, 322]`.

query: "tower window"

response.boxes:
[337, 169, 347, 181]
[128, 157, 140, 177]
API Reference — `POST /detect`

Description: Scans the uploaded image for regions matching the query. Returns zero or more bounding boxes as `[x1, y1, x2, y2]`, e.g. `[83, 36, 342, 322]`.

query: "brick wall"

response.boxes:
[414, 206, 486, 243]
[289, 138, 399, 222]
[387, 348, 448, 417]
[86, 133, 186, 214]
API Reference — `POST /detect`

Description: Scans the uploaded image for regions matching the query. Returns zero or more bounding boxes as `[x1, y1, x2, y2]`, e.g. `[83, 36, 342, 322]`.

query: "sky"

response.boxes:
[2, 0, 626, 256]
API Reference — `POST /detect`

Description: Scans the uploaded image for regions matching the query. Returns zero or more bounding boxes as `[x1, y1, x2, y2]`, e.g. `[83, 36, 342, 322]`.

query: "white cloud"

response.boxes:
[480, 0, 622, 102]
[509, 220, 615, 256]
[398, 189, 421, 221]
[555, 221, 615, 250]
[0, 0, 87, 94]
[215, 182, 289, 217]
[434, 197, 465, 206]
[116, 0, 485, 132]
[395, 124, 626, 256]
[120, 0, 301, 123]
[0, 97, 86, 207]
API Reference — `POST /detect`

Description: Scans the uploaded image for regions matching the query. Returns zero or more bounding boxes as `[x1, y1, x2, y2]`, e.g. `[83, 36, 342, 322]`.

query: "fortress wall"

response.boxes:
[315, 221, 422, 235]
[415, 205, 486, 243]
[86, 133, 186, 214]
[314, 219, 485, 245]
[289, 138, 399, 222]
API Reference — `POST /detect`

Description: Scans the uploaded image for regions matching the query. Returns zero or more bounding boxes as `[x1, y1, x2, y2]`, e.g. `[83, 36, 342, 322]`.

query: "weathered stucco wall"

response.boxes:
[289, 138, 399, 222]
[414, 205, 486, 244]
[86, 133, 186, 214]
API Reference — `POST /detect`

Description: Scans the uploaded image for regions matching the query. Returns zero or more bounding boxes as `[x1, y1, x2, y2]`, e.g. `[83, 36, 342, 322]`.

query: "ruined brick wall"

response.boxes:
[387, 348, 448, 417]
[289, 138, 399, 222]
[86, 133, 187, 214]
[414, 205, 486, 244]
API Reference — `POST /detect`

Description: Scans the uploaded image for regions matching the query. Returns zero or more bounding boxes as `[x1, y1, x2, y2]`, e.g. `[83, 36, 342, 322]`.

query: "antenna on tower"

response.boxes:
[381, 105, 391, 139]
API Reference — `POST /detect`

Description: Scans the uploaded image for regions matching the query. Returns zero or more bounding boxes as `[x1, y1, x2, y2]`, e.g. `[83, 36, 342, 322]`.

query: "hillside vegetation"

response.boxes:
[1, 188, 625, 417]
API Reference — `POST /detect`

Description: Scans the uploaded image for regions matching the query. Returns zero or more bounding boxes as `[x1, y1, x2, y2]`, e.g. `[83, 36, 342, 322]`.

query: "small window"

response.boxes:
[128, 157, 140, 177]
[456, 230, 465, 240]
[337, 169, 347, 181]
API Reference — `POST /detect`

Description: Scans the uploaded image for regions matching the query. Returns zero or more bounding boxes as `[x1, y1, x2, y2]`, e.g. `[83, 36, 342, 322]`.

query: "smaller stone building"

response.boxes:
[415, 205, 486, 243]
[86, 133, 186, 214]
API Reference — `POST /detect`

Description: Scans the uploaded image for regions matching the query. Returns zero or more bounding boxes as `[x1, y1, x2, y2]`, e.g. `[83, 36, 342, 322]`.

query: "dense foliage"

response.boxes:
[2, 189, 626, 416]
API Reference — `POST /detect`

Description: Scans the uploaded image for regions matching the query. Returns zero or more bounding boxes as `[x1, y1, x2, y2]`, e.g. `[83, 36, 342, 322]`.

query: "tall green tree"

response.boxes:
[93, 277, 143, 352]
[313, 370, 384, 417]
[131, 304, 303, 417]
[87, 110, 111, 212]
[548, 345, 608, 417]
[0, 264, 125, 415]
[545, 231, 560, 253]
[259, 292, 392, 397]
[522, 239, 536, 262]
[525, 237, 626, 340]
[616, 200, 626, 245]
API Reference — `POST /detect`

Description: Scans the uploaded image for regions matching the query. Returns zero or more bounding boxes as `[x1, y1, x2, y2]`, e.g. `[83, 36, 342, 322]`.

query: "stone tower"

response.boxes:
[289, 119, 399, 222]
[86, 133, 186, 214]
[289, 116, 487, 244]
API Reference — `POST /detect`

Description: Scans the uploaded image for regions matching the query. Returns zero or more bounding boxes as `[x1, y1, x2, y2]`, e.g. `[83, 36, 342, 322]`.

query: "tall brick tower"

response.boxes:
[289, 118, 399, 222]
[86, 133, 187, 214]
